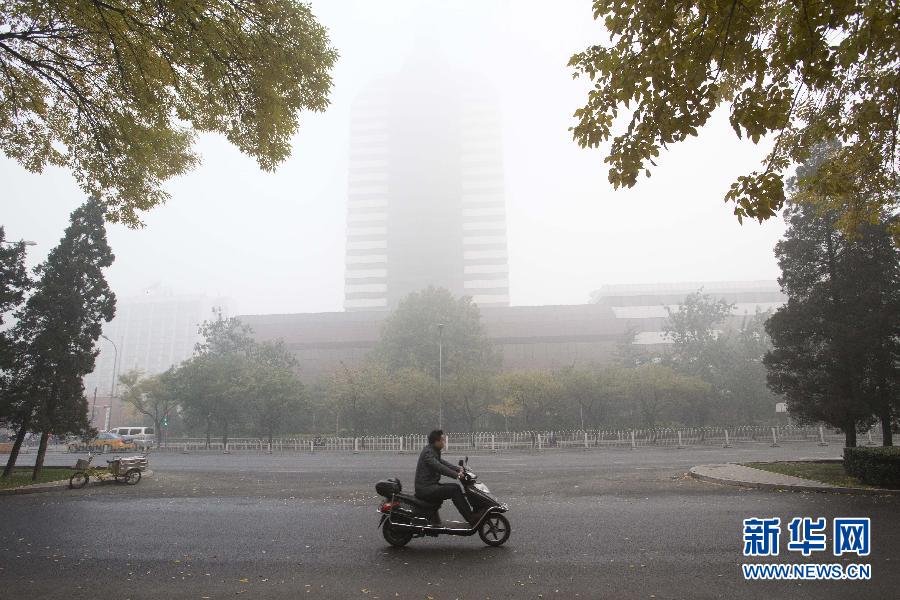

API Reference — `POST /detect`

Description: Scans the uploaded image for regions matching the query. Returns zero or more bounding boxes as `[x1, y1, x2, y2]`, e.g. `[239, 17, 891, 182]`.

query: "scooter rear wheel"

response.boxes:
[382, 522, 413, 547]
[478, 513, 510, 547]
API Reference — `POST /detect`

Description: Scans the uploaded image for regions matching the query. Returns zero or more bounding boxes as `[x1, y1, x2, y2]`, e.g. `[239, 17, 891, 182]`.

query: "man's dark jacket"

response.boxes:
[414, 444, 458, 494]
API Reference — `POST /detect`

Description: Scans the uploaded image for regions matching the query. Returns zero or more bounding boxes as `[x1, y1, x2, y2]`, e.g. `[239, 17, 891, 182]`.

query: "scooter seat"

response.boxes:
[397, 493, 441, 510]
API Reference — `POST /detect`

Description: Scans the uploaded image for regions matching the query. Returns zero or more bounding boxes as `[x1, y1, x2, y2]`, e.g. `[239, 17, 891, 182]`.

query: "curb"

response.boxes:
[688, 464, 899, 496]
[0, 469, 154, 496]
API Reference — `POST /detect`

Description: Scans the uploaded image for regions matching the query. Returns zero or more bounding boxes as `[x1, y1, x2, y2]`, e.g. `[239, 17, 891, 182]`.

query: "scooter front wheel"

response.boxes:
[478, 513, 510, 547]
[382, 522, 413, 547]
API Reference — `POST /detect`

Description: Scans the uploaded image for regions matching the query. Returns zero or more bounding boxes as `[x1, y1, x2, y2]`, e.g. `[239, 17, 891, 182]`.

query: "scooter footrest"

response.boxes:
[442, 520, 469, 528]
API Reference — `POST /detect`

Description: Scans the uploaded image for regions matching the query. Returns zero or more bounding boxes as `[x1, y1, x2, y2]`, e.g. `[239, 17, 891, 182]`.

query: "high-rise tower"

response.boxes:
[344, 59, 509, 311]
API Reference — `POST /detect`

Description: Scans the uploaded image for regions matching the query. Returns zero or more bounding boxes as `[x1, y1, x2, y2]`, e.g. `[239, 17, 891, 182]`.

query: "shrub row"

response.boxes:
[843, 446, 900, 489]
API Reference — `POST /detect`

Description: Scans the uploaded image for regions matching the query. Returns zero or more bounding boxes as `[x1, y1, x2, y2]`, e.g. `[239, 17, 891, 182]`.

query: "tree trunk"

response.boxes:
[221, 421, 229, 448]
[2, 418, 30, 478]
[844, 424, 857, 448]
[205, 416, 211, 449]
[880, 409, 893, 447]
[153, 418, 163, 449]
[31, 431, 50, 481]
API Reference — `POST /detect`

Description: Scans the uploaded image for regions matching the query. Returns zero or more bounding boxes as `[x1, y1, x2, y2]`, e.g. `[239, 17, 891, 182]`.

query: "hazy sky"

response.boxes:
[0, 1, 785, 316]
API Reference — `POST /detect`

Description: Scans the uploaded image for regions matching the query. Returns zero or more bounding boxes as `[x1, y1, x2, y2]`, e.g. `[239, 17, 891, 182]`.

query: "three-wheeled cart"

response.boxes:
[69, 454, 148, 489]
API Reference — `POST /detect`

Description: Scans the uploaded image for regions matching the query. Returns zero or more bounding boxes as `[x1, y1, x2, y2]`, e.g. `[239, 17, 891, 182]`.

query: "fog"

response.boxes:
[2, 5, 895, 595]
[0, 0, 784, 315]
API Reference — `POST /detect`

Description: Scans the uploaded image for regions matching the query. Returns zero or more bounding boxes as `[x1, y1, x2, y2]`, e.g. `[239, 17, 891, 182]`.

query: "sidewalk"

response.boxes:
[0, 469, 153, 496]
[689, 463, 899, 495]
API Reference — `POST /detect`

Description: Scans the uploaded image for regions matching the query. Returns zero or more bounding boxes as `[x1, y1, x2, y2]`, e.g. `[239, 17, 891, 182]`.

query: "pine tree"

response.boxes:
[1, 199, 115, 479]
[0, 227, 30, 326]
[0, 227, 31, 417]
[764, 145, 900, 447]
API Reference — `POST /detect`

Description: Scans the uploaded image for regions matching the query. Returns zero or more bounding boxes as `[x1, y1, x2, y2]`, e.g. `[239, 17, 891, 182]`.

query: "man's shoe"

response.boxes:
[429, 511, 441, 525]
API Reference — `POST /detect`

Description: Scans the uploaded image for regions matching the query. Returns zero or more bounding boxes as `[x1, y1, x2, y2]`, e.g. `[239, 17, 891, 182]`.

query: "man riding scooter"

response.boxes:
[414, 429, 477, 525]
[376, 429, 511, 547]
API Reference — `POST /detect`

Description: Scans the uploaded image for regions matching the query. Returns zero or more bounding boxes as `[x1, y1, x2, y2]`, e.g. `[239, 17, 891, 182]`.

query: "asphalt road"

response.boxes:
[1, 444, 897, 599]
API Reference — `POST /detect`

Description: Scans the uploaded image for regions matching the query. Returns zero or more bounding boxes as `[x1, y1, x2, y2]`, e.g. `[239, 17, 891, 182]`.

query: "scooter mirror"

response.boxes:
[465, 456, 469, 465]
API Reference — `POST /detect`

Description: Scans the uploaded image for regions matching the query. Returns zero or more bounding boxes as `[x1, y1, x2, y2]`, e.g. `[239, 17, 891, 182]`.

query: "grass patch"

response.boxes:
[744, 461, 875, 488]
[0, 467, 72, 490]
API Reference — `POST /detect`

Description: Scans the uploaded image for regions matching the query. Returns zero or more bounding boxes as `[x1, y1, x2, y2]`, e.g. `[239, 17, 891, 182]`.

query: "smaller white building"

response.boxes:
[591, 280, 786, 345]
[83, 290, 231, 398]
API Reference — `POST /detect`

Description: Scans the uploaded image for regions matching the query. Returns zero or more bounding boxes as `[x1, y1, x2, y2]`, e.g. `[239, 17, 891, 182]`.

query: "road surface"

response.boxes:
[1, 444, 897, 599]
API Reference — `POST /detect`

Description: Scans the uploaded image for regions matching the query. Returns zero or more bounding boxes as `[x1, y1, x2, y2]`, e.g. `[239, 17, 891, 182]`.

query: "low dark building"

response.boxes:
[239, 303, 625, 379]
[239, 280, 785, 380]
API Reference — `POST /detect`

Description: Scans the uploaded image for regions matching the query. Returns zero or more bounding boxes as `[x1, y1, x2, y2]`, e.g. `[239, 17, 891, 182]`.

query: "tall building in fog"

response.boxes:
[344, 56, 509, 311]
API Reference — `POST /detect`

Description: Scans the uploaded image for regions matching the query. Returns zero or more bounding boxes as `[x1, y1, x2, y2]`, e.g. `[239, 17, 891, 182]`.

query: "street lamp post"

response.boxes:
[438, 323, 445, 430]
[90, 387, 98, 425]
[100, 334, 118, 400]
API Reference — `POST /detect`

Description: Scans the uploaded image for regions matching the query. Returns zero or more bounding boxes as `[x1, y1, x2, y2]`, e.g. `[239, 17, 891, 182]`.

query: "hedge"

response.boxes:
[843, 446, 900, 489]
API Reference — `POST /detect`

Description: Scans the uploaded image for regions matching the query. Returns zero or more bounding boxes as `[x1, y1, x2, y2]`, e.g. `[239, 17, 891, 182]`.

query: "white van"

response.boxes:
[108, 426, 156, 449]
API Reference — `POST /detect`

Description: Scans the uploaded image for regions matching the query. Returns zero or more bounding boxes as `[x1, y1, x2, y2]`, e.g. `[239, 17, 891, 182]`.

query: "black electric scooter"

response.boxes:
[376, 457, 510, 547]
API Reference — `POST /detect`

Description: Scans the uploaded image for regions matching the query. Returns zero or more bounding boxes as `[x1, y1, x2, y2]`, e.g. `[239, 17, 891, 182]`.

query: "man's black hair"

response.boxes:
[428, 429, 444, 444]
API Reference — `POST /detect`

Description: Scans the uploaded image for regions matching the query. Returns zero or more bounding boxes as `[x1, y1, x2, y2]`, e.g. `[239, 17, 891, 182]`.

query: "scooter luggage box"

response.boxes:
[375, 478, 402, 498]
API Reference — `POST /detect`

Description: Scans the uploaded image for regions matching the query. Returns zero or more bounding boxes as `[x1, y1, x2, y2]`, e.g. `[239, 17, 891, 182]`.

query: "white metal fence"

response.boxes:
[123, 425, 880, 453]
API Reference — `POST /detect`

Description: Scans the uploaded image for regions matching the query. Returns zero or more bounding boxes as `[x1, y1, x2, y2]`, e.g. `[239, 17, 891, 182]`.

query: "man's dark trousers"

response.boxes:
[416, 483, 473, 523]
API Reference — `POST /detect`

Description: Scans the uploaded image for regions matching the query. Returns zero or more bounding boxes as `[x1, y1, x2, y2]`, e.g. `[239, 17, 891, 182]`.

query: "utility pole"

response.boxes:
[339, 361, 358, 438]
[438, 323, 445, 430]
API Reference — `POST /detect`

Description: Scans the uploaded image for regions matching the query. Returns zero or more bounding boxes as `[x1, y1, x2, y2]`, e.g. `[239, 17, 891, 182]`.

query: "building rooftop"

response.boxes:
[592, 280, 781, 300]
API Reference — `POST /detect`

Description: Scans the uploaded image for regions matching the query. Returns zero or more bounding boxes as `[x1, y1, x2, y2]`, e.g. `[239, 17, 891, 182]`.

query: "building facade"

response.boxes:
[242, 281, 784, 380]
[590, 280, 786, 345]
[345, 58, 509, 311]
[241, 303, 623, 380]
[84, 292, 229, 400]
